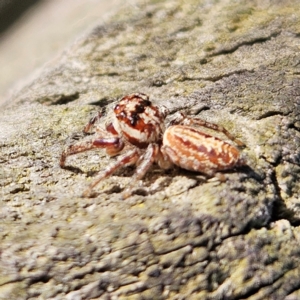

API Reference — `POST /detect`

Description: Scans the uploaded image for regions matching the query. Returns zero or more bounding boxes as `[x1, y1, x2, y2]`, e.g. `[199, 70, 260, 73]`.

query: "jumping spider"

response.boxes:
[60, 93, 245, 198]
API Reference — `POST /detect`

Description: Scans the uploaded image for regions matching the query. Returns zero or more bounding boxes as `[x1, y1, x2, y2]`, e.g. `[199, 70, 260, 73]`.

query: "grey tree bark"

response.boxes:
[0, 0, 300, 299]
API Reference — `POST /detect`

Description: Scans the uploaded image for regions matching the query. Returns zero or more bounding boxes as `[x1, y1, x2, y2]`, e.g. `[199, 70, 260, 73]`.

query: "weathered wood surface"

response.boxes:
[0, 0, 300, 299]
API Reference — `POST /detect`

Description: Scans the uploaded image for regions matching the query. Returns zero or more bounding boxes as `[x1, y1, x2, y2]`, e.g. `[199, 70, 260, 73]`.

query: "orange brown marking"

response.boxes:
[106, 122, 118, 135]
[113, 93, 165, 145]
[162, 125, 242, 173]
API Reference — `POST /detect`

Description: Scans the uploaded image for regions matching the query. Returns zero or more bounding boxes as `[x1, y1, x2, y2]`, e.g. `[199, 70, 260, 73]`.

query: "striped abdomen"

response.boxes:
[161, 125, 243, 174]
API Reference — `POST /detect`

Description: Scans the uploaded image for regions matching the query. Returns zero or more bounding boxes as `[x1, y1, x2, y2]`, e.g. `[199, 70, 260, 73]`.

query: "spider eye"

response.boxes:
[130, 114, 140, 126]
[143, 100, 151, 106]
[134, 99, 152, 114]
[135, 104, 145, 113]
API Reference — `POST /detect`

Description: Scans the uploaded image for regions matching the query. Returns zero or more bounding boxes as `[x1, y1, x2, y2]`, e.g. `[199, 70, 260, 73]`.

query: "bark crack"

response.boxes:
[209, 31, 281, 57]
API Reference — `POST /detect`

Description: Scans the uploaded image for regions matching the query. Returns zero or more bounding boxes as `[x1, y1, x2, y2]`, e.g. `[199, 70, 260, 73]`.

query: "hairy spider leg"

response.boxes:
[82, 149, 140, 198]
[60, 137, 124, 168]
[122, 144, 160, 199]
[83, 111, 103, 133]
[171, 112, 245, 147]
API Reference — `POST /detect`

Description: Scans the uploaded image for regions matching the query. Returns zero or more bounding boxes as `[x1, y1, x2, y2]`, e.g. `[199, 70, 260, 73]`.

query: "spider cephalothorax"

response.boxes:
[60, 93, 245, 198]
[112, 93, 167, 147]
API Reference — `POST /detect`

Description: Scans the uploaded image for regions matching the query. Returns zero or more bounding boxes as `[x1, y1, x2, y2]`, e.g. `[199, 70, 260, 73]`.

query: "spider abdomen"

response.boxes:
[161, 125, 242, 174]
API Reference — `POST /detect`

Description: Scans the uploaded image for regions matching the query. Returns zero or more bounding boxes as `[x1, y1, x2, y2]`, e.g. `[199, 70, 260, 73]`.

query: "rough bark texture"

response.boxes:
[1, 0, 300, 299]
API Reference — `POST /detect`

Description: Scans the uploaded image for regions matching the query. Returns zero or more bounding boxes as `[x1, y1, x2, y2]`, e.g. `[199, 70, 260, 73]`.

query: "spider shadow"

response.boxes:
[61, 165, 85, 174]
[233, 164, 265, 181]
[132, 167, 206, 196]
[82, 185, 122, 198]
[212, 165, 266, 186]
[67, 158, 262, 199]
[81, 166, 179, 198]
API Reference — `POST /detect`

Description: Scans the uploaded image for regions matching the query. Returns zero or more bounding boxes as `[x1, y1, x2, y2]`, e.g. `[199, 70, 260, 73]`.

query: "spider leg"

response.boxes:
[83, 111, 103, 133]
[157, 149, 174, 170]
[122, 144, 160, 199]
[82, 149, 140, 197]
[171, 112, 245, 147]
[84, 111, 118, 136]
[60, 137, 124, 167]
